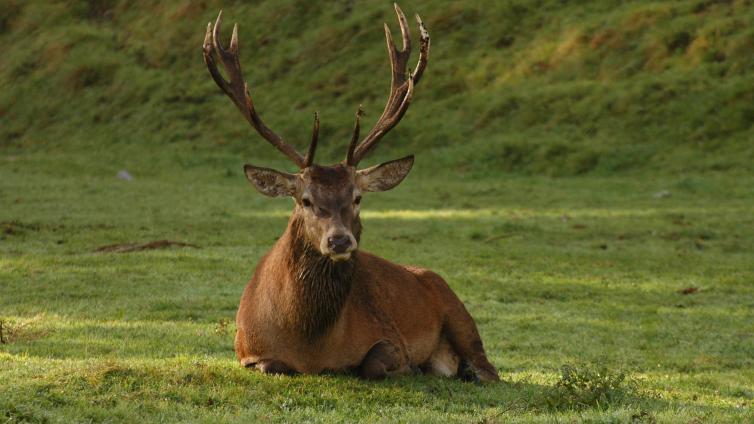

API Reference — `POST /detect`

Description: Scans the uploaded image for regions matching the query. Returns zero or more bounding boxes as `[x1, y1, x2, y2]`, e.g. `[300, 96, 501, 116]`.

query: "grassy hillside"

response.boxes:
[1, 0, 753, 175]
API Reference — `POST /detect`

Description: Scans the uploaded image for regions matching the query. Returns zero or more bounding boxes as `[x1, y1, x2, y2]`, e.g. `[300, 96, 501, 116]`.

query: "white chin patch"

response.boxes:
[329, 252, 352, 262]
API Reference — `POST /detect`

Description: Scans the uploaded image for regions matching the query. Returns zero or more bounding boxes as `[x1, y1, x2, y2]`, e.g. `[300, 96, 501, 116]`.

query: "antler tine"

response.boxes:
[304, 112, 320, 168]
[380, 5, 411, 123]
[345, 106, 364, 166]
[350, 4, 429, 166]
[229, 21, 239, 53]
[395, 3, 410, 54]
[412, 13, 430, 85]
[203, 11, 306, 168]
[204, 22, 231, 97]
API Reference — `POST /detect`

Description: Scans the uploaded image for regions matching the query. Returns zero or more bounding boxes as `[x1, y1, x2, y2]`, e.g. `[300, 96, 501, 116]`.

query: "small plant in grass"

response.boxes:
[0, 315, 48, 344]
[631, 409, 658, 423]
[540, 363, 637, 411]
[213, 318, 230, 336]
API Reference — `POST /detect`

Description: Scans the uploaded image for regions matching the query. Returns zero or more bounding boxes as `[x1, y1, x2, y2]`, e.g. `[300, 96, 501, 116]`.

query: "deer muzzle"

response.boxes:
[322, 232, 357, 261]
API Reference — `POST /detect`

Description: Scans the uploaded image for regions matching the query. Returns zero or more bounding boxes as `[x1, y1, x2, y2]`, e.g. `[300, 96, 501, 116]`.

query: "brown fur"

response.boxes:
[287, 217, 355, 341]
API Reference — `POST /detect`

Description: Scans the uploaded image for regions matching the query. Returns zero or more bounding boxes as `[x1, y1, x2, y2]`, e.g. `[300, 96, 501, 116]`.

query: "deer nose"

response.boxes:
[327, 234, 352, 254]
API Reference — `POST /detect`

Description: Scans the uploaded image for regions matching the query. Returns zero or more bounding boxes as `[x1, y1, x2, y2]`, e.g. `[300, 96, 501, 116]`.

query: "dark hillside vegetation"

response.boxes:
[1, 0, 753, 175]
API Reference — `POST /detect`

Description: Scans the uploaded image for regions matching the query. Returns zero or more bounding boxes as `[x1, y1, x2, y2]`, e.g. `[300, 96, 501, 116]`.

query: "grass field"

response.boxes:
[2, 0, 754, 422]
[2, 152, 753, 422]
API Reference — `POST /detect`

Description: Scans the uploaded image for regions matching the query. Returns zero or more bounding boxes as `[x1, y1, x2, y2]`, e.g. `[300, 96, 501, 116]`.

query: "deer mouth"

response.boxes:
[328, 252, 353, 262]
[325, 243, 357, 261]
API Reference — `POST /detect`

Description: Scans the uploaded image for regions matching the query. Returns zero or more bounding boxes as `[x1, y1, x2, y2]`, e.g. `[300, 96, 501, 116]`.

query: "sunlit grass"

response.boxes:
[240, 205, 754, 220]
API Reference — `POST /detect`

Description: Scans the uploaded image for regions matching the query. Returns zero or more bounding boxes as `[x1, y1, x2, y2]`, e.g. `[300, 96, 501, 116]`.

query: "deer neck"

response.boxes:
[280, 214, 355, 342]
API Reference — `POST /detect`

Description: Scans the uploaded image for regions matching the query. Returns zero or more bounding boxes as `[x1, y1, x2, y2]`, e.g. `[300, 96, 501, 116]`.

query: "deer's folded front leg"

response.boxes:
[359, 340, 409, 380]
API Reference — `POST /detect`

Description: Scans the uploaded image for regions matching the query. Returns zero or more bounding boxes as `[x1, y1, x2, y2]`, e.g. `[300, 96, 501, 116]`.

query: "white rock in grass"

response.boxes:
[117, 170, 133, 181]
[653, 190, 671, 199]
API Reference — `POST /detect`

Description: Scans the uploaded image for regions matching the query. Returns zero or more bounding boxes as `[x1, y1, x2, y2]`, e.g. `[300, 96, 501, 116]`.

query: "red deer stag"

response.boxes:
[203, 4, 499, 382]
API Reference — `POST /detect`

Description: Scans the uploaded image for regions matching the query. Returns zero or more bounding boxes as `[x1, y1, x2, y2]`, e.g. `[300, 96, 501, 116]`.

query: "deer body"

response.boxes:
[235, 214, 494, 378]
[204, 5, 499, 381]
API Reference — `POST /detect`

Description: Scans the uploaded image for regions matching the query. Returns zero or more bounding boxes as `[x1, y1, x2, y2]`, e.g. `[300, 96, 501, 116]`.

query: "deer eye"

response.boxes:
[302, 198, 312, 208]
[354, 196, 362, 205]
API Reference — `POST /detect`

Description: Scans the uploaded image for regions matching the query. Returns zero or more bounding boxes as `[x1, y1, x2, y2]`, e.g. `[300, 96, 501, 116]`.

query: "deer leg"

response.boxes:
[443, 309, 499, 382]
[416, 272, 499, 383]
[421, 335, 461, 377]
[256, 359, 296, 376]
[359, 340, 405, 380]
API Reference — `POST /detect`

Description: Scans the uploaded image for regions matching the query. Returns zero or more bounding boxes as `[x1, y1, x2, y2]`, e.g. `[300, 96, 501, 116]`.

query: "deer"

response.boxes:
[202, 4, 499, 382]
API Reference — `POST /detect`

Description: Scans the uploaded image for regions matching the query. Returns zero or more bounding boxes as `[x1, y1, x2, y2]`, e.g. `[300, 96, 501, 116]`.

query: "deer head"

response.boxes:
[203, 4, 429, 261]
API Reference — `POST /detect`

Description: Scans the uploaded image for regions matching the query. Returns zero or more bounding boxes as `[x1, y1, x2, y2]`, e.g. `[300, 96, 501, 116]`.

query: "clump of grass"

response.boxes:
[0, 1, 22, 33]
[0, 315, 49, 344]
[631, 410, 658, 423]
[213, 318, 230, 336]
[84, 360, 137, 389]
[539, 363, 637, 411]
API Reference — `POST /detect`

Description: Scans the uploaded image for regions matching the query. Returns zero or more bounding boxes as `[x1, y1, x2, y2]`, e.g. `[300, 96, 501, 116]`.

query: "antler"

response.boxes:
[203, 11, 316, 169]
[347, 3, 430, 166]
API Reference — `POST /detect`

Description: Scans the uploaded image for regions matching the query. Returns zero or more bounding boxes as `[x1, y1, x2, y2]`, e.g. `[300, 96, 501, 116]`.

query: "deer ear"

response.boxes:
[356, 155, 414, 192]
[243, 164, 297, 197]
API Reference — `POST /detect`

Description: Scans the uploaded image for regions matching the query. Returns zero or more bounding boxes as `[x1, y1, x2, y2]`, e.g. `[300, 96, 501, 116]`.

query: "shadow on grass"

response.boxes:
[1, 354, 727, 422]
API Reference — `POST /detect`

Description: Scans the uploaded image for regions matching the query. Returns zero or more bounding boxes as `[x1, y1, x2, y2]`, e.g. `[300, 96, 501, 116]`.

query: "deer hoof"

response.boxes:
[458, 359, 499, 383]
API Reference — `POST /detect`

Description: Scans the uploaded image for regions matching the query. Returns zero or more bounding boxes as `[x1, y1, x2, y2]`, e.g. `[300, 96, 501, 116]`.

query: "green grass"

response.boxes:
[2, 152, 753, 422]
[2, 0, 754, 422]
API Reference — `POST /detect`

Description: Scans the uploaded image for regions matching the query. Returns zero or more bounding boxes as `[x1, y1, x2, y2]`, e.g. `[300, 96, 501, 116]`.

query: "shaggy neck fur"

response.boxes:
[285, 215, 356, 342]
